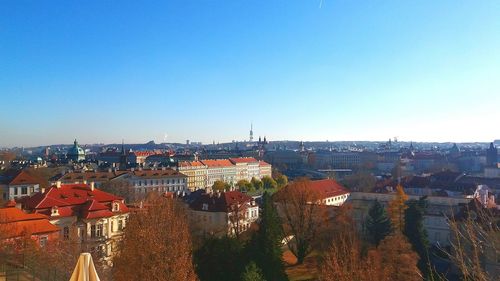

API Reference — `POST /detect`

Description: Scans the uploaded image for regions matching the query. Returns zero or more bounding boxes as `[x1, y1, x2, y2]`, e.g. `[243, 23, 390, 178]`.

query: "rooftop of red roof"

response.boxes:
[200, 159, 234, 167]
[0, 207, 59, 238]
[229, 157, 258, 164]
[1, 170, 42, 185]
[23, 183, 123, 211]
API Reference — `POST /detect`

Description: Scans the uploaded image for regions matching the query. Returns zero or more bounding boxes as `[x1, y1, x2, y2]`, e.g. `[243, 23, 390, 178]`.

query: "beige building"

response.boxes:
[259, 161, 272, 179]
[20, 182, 129, 262]
[189, 191, 259, 236]
[178, 161, 208, 191]
[200, 159, 237, 187]
[176, 158, 273, 190]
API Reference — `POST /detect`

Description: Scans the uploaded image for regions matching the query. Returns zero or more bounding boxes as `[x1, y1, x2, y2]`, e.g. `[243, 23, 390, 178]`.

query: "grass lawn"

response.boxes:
[283, 250, 319, 281]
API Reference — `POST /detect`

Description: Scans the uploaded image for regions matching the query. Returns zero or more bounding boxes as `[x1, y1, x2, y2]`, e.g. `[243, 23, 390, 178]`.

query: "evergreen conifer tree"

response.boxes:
[248, 192, 288, 281]
[365, 200, 392, 245]
[241, 262, 266, 281]
[404, 196, 430, 279]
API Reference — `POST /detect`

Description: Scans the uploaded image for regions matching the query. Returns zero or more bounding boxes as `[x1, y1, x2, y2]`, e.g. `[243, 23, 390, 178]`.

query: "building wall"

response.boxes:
[129, 176, 188, 194]
[3, 183, 40, 200]
[347, 192, 470, 247]
[321, 193, 350, 206]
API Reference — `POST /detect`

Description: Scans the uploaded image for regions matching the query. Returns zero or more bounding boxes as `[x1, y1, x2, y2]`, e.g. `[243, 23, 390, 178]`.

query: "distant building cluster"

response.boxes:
[178, 157, 272, 191]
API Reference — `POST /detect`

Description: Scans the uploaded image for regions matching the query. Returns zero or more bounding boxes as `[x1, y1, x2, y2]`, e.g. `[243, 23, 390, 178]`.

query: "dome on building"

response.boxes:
[67, 139, 86, 162]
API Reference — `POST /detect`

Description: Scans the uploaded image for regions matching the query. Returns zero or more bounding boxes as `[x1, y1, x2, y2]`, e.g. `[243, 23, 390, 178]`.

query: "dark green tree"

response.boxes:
[404, 196, 430, 279]
[275, 174, 288, 189]
[251, 177, 263, 190]
[365, 200, 392, 245]
[241, 262, 266, 281]
[261, 176, 278, 190]
[247, 192, 288, 281]
[194, 236, 245, 281]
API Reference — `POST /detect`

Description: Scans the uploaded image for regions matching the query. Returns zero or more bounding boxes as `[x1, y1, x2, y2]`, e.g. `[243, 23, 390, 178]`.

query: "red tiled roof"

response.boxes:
[0, 206, 49, 223]
[132, 151, 159, 157]
[190, 191, 252, 212]
[81, 200, 114, 219]
[229, 157, 258, 164]
[24, 184, 122, 210]
[4, 171, 41, 185]
[200, 159, 234, 168]
[20, 183, 127, 220]
[306, 179, 350, 199]
[259, 161, 271, 166]
[178, 161, 206, 168]
[0, 207, 59, 238]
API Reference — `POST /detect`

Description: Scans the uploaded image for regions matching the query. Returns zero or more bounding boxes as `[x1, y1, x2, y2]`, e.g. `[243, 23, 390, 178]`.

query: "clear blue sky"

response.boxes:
[1, 0, 499, 147]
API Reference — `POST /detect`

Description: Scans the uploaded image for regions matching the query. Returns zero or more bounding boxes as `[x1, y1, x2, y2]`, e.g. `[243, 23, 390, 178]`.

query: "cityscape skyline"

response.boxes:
[1, 1, 499, 147]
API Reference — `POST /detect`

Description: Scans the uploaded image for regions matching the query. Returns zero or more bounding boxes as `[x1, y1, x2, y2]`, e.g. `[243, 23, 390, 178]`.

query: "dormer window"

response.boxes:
[112, 202, 120, 212]
[202, 203, 209, 211]
[51, 206, 59, 216]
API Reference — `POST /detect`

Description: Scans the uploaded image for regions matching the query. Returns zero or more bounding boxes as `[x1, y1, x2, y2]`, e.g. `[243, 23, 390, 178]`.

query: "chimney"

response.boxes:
[56, 181, 61, 188]
[41, 187, 45, 193]
[90, 182, 95, 191]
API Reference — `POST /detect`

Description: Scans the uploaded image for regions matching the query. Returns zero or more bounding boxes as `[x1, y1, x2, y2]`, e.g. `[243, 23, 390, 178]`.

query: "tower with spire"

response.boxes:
[119, 139, 127, 170]
[249, 123, 254, 142]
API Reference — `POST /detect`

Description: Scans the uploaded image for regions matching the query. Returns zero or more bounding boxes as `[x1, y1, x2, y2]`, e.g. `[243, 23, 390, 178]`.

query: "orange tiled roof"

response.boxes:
[4, 171, 41, 185]
[0, 207, 59, 238]
[305, 179, 349, 199]
[178, 161, 206, 168]
[229, 157, 258, 164]
[200, 159, 234, 167]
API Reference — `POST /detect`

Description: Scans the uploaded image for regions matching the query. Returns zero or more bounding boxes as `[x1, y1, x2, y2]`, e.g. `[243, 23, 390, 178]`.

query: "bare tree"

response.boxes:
[447, 204, 499, 281]
[273, 178, 327, 264]
[113, 196, 198, 281]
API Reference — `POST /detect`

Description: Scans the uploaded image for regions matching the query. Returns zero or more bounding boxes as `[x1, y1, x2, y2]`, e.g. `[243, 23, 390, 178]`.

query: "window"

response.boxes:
[91, 224, 103, 238]
[14, 188, 19, 195]
[96, 224, 103, 237]
[39, 236, 48, 247]
[118, 220, 123, 231]
[21, 186, 28, 194]
[63, 226, 70, 240]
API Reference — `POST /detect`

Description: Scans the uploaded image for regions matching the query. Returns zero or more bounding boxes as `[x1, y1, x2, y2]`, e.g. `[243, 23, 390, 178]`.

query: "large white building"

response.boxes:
[57, 168, 189, 196]
[20, 182, 129, 262]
